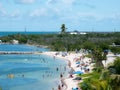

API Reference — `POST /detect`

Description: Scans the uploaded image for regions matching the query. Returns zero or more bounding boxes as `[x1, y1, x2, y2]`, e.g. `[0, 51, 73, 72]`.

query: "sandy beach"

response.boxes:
[42, 51, 118, 90]
[42, 51, 94, 90]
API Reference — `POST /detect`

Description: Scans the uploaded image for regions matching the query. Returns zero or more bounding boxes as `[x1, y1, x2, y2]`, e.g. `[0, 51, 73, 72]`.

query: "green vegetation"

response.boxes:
[1, 32, 120, 53]
[110, 47, 120, 54]
[0, 86, 2, 90]
[61, 24, 66, 34]
[108, 57, 120, 74]
[0, 31, 120, 90]
[80, 57, 120, 90]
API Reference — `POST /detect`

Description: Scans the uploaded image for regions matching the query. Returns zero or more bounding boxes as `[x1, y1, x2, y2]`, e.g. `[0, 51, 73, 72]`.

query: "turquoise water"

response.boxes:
[0, 45, 68, 90]
[0, 44, 49, 52]
[0, 31, 58, 37]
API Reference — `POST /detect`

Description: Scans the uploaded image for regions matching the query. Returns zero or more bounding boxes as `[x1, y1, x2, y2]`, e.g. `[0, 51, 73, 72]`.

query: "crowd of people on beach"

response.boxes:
[6, 50, 93, 90]
[50, 51, 92, 90]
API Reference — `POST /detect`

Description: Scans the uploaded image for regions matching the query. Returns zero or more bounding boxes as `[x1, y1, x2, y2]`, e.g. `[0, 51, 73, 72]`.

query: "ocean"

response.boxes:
[0, 44, 49, 52]
[0, 44, 68, 90]
[0, 31, 59, 37]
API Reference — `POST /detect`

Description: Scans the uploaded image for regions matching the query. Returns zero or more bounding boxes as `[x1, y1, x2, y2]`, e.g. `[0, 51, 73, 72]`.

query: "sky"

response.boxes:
[0, 0, 120, 32]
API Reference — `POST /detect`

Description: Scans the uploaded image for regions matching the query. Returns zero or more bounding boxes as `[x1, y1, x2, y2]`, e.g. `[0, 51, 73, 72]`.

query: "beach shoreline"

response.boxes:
[41, 51, 93, 90]
[42, 51, 118, 90]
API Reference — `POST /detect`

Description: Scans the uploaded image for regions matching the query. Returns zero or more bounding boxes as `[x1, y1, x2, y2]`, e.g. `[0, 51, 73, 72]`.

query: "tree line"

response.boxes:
[0, 32, 120, 53]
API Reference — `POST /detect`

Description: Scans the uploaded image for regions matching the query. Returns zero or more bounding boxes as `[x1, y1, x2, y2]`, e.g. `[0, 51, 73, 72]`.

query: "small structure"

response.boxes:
[11, 39, 19, 44]
[80, 32, 87, 35]
[0, 40, 2, 44]
[69, 31, 87, 35]
[70, 32, 78, 35]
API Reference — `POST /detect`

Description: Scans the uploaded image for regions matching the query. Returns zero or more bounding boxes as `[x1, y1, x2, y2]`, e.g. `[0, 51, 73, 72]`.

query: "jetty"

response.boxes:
[0, 51, 42, 55]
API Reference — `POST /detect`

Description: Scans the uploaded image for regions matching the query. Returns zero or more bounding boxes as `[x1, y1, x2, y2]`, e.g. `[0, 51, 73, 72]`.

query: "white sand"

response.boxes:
[102, 53, 116, 67]
[42, 52, 94, 90]
[42, 52, 118, 90]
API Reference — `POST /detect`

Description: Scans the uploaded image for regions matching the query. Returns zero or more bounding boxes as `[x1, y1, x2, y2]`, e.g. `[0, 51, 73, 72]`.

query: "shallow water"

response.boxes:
[0, 54, 68, 90]
[0, 44, 49, 52]
[0, 45, 68, 90]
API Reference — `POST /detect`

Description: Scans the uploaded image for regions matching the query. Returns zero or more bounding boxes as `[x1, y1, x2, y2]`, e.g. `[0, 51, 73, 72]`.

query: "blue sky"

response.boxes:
[0, 0, 120, 32]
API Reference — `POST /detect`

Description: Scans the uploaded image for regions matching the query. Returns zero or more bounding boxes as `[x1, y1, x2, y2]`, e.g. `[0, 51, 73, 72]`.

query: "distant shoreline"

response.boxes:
[0, 31, 59, 37]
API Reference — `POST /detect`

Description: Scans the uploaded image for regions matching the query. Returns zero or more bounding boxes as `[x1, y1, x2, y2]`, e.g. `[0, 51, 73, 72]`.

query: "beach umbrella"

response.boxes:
[73, 77, 82, 80]
[73, 71, 84, 75]
[76, 62, 80, 64]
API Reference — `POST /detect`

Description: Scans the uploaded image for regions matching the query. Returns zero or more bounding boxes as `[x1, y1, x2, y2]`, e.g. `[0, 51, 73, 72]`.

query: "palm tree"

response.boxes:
[109, 75, 120, 90]
[108, 57, 120, 90]
[61, 24, 66, 34]
[92, 49, 104, 67]
[113, 57, 120, 74]
[81, 77, 109, 90]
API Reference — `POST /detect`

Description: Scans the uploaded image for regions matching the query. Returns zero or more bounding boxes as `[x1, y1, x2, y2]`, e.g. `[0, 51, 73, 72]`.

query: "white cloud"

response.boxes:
[30, 8, 47, 17]
[0, 3, 7, 17]
[46, 0, 95, 8]
[46, 0, 73, 5]
[62, 0, 74, 5]
[46, 0, 57, 4]
[0, 9, 7, 16]
[69, 11, 107, 23]
[11, 10, 20, 17]
[72, 0, 96, 9]
[52, 8, 60, 15]
[14, 0, 36, 4]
